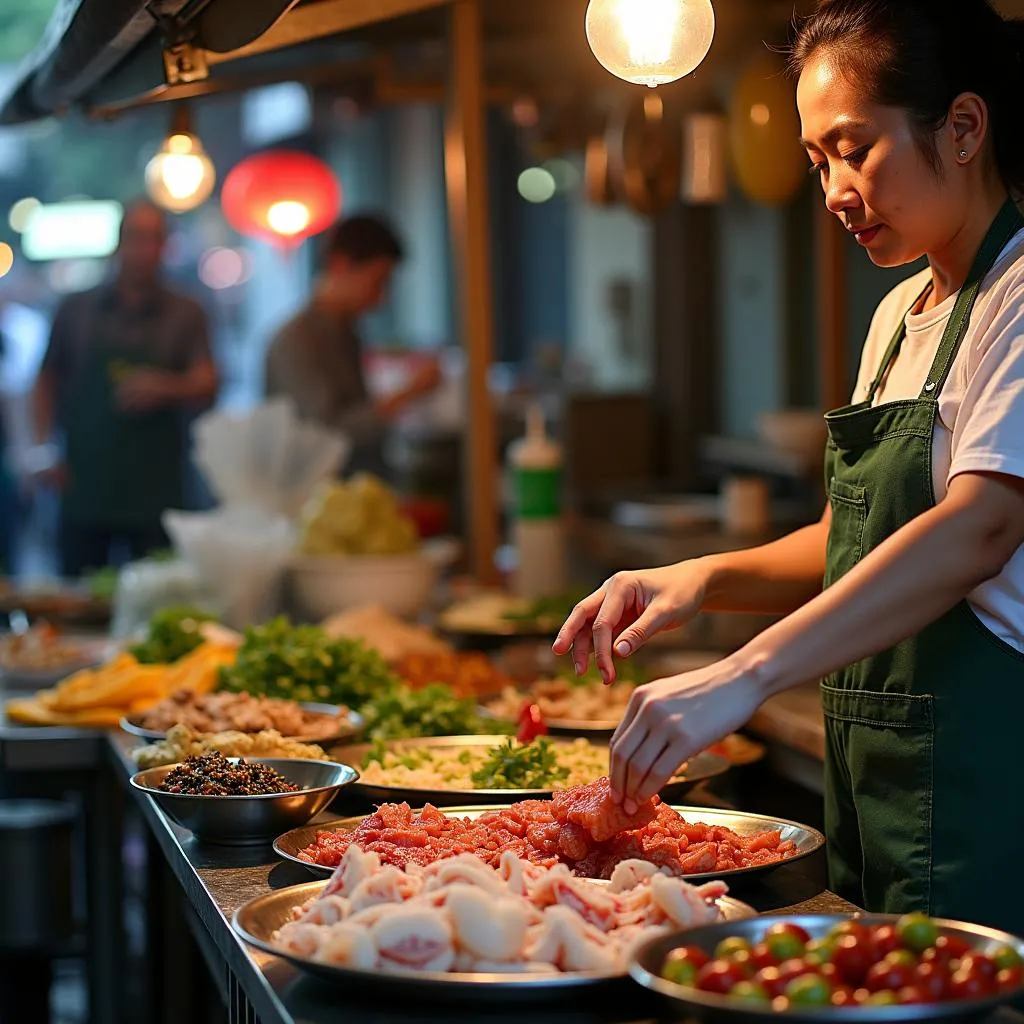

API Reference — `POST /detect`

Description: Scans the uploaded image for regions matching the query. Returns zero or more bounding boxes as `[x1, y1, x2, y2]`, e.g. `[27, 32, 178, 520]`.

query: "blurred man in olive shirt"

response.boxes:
[32, 200, 218, 575]
[264, 214, 439, 476]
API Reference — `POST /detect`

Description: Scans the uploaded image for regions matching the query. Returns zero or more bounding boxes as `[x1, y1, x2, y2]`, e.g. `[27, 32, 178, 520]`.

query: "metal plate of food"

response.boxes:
[329, 735, 729, 808]
[120, 703, 363, 744]
[0, 633, 112, 690]
[233, 879, 755, 1000]
[274, 804, 824, 886]
[630, 913, 1024, 1022]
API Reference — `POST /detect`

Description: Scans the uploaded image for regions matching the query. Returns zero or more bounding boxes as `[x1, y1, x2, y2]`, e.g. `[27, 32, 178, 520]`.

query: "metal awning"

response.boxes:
[0, 0, 470, 123]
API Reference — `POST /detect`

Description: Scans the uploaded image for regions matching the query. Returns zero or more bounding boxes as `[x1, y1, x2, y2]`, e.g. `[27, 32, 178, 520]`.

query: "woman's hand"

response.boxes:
[609, 656, 766, 813]
[552, 562, 711, 682]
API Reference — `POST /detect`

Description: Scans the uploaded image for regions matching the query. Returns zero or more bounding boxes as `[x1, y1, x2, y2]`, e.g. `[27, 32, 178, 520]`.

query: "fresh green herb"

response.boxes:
[84, 566, 119, 602]
[501, 590, 591, 629]
[131, 606, 216, 664]
[360, 683, 507, 742]
[218, 617, 398, 707]
[470, 738, 570, 789]
[561, 656, 647, 688]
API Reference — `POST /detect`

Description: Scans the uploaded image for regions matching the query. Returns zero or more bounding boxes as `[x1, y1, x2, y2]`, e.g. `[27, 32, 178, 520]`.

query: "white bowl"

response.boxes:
[288, 551, 440, 621]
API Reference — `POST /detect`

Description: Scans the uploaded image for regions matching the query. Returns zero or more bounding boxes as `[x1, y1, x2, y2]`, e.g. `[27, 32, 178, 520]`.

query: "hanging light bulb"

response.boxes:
[585, 0, 715, 88]
[145, 105, 216, 213]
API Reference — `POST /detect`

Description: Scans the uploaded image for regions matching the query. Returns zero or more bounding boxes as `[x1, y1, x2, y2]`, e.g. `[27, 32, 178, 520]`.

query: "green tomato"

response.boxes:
[661, 955, 699, 987]
[896, 912, 940, 953]
[804, 938, 836, 967]
[785, 974, 832, 1006]
[885, 949, 918, 971]
[765, 931, 806, 962]
[866, 990, 899, 1006]
[716, 937, 752, 961]
[992, 944, 1024, 972]
[729, 981, 771, 1004]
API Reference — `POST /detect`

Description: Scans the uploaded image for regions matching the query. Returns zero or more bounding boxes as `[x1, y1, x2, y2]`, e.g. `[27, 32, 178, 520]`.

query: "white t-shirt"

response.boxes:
[852, 227, 1024, 652]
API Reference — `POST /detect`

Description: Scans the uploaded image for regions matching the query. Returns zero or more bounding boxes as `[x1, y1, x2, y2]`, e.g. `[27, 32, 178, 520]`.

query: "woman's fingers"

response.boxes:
[552, 589, 605, 672]
[613, 602, 668, 659]
[591, 577, 636, 682]
[632, 737, 693, 806]
[609, 687, 649, 801]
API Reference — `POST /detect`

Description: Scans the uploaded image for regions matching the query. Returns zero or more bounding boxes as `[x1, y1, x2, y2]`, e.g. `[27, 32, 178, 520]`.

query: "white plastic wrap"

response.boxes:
[160, 401, 350, 629]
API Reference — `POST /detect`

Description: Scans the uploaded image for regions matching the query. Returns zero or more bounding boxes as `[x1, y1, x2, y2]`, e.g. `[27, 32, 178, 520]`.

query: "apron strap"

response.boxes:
[865, 283, 932, 406]
[919, 198, 1024, 399]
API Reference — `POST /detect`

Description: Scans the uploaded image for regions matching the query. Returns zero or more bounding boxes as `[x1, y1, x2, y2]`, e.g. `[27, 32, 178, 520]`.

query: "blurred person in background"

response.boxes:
[30, 199, 218, 576]
[264, 213, 440, 478]
[0, 268, 50, 576]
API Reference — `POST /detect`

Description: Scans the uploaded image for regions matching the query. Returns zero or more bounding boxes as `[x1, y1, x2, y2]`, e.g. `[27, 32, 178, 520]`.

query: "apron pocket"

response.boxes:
[821, 684, 935, 915]
[824, 479, 867, 587]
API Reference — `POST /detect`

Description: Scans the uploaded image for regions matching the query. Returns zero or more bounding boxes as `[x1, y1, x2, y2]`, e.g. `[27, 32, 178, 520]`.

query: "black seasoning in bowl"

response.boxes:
[158, 752, 300, 796]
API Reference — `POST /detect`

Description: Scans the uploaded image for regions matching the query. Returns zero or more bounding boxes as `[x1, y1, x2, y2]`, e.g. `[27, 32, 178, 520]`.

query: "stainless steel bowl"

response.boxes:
[629, 913, 1024, 1023]
[129, 758, 358, 845]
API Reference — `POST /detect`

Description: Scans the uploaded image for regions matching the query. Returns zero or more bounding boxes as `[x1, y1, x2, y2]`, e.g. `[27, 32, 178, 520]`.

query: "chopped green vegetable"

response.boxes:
[131, 606, 216, 664]
[83, 566, 119, 602]
[501, 590, 591, 629]
[219, 617, 398, 707]
[360, 683, 505, 741]
[470, 738, 570, 789]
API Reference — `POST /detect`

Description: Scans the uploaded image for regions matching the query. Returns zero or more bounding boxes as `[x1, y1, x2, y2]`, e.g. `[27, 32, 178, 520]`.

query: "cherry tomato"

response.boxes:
[865, 960, 915, 993]
[777, 959, 814, 988]
[804, 938, 835, 967]
[726, 950, 755, 978]
[765, 932, 806, 963]
[997, 967, 1024, 992]
[770, 996, 790, 1012]
[696, 960, 748, 995]
[830, 920, 871, 944]
[914, 960, 951, 1000]
[852, 987, 872, 1004]
[819, 962, 839, 983]
[934, 934, 973, 961]
[830, 985, 857, 1006]
[833, 934, 875, 987]
[715, 937, 751, 961]
[753, 966, 787, 999]
[766, 922, 813, 945]
[866, 990, 899, 1006]
[750, 942, 778, 971]
[959, 953, 998, 981]
[992, 944, 1023, 972]
[872, 924, 902, 958]
[786, 973, 833, 1006]
[885, 949, 919, 971]
[729, 981, 771, 1005]
[896, 912, 940, 954]
[897, 986, 930, 1005]
[662, 946, 708, 986]
[949, 968, 995, 1000]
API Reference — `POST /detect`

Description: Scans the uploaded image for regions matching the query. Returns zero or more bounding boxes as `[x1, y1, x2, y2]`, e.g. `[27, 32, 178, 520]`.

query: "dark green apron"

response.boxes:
[63, 313, 184, 530]
[822, 199, 1024, 934]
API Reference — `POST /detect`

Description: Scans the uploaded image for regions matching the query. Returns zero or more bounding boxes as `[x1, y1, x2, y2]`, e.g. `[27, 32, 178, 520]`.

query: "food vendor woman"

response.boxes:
[555, 0, 1024, 933]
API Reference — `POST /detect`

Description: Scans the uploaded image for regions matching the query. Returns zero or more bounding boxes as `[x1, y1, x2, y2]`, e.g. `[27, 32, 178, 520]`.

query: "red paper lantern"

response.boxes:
[220, 150, 341, 246]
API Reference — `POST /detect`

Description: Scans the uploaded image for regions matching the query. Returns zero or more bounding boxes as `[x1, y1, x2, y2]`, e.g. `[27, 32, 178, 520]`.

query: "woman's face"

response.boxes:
[797, 51, 966, 268]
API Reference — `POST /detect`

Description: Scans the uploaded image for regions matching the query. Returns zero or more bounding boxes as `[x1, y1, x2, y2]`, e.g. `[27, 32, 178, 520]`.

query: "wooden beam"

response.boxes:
[445, 0, 500, 584]
[816, 201, 849, 411]
[204, 0, 452, 64]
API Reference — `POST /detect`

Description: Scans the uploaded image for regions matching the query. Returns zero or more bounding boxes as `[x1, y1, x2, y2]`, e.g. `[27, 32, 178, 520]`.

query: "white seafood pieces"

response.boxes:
[273, 846, 728, 976]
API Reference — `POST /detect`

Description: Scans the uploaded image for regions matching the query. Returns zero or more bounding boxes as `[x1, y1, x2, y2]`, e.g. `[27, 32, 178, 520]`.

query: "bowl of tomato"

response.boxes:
[629, 913, 1024, 1022]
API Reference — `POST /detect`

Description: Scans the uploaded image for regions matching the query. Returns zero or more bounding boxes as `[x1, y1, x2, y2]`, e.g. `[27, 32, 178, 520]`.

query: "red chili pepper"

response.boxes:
[516, 702, 547, 743]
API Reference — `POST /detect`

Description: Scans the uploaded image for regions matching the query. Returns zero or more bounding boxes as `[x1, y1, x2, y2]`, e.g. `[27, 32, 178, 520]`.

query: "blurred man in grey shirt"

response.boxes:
[264, 214, 439, 476]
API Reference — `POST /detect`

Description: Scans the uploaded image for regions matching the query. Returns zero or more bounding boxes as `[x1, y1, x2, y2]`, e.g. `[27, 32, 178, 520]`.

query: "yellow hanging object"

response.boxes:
[728, 53, 806, 206]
